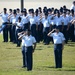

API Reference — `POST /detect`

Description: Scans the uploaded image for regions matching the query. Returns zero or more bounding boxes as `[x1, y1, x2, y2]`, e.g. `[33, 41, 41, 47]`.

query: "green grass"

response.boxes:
[0, 34, 75, 75]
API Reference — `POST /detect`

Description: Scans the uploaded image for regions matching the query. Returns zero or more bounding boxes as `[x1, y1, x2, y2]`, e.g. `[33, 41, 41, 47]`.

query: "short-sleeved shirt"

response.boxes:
[55, 16, 63, 26]
[0, 13, 8, 23]
[21, 36, 26, 46]
[49, 18, 56, 25]
[29, 16, 37, 25]
[41, 18, 50, 28]
[16, 22, 23, 30]
[35, 15, 41, 25]
[66, 15, 72, 22]
[70, 5, 75, 12]
[50, 32, 65, 44]
[62, 16, 69, 25]
[21, 15, 29, 24]
[8, 13, 13, 22]
[70, 16, 75, 22]
[22, 35, 36, 47]
[10, 15, 18, 24]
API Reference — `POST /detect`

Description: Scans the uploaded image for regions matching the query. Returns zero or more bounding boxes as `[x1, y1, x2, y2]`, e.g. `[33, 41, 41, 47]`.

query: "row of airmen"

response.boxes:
[0, 6, 75, 46]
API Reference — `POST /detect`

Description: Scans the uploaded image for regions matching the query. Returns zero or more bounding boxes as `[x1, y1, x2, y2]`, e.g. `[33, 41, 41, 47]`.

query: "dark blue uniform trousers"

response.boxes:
[43, 27, 50, 44]
[58, 25, 63, 32]
[11, 25, 16, 43]
[0, 24, 6, 32]
[2, 23, 8, 42]
[54, 44, 62, 68]
[8, 24, 12, 42]
[23, 23, 29, 31]
[22, 46, 27, 67]
[39, 23, 43, 41]
[63, 25, 69, 43]
[52, 25, 56, 30]
[25, 46, 33, 70]
[16, 29, 22, 46]
[31, 24, 36, 40]
[36, 25, 41, 43]
[69, 24, 74, 42]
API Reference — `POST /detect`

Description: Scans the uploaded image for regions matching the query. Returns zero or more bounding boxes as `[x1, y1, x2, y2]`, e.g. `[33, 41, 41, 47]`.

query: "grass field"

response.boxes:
[0, 34, 75, 75]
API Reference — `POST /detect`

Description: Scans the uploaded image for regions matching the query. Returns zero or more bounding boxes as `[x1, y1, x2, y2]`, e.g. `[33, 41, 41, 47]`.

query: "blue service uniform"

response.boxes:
[35, 15, 41, 42]
[16, 22, 23, 46]
[50, 32, 65, 68]
[62, 16, 69, 43]
[29, 16, 37, 40]
[10, 15, 18, 43]
[69, 16, 75, 42]
[0, 13, 9, 42]
[49, 16, 56, 42]
[21, 35, 27, 67]
[42, 17, 50, 44]
[23, 35, 36, 71]
[49, 16, 56, 30]
[8, 14, 13, 42]
[21, 15, 29, 30]
[55, 16, 63, 32]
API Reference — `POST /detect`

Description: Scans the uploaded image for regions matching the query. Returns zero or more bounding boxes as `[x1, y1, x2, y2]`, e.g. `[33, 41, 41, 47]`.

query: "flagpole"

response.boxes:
[21, 0, 24, 10]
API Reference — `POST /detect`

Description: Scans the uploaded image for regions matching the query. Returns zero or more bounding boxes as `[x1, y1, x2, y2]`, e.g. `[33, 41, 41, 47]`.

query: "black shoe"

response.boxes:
[16, 45, 20, 47]
[27, 69, 32, 71]
[44, 43, 46, 45]
[5, 41, 8, 42]
[55, 66, 58, 68]
[13, 41, 17, 44]
[22, 66, 26, 68]
[55, 66, 62, 68]
[9, 41, 12, 42]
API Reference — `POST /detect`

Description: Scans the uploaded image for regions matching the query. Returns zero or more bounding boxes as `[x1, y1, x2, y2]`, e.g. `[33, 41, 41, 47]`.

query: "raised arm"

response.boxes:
[0, 12, 3, 16]
[0, 12, 3, 14]
[18, 32, 26, 40]
[47, 29, 55, 36]
[72, 19, 75, 24]
[18, 31, 25, 36]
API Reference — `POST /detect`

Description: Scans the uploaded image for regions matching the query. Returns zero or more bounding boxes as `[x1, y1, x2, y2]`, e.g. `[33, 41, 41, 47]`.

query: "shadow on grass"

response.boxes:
[67, 44, 75, 47]
[6, 48, 21, 49]
[66, 42, 75, 47]
[36, 48, 43, 50]
[40, 66, 75, 71]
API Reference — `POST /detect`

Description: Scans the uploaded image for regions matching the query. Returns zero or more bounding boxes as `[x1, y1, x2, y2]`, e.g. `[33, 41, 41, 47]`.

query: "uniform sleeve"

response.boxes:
[61, 33, 65, 41]
[70, 5, 74, 10]
[35, 17, 37, 23]
[48, 19, 51, 25]
[21, 22, 23, 27]
[61, 17, 63, 23]
[32, 37, 36, 43]
[27, 16, 30, 22]
[41, 18, 44, 24]
[50, 33, 54, 37]
[27, 15, 30, 21]
[7, 14, 9, 17]
[22, 36, 25, 40]
[18, 22, 23, 28]
[67, 17, 69, 23]
[0, 13, 2, 17]
[10, 17, 12, 23]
